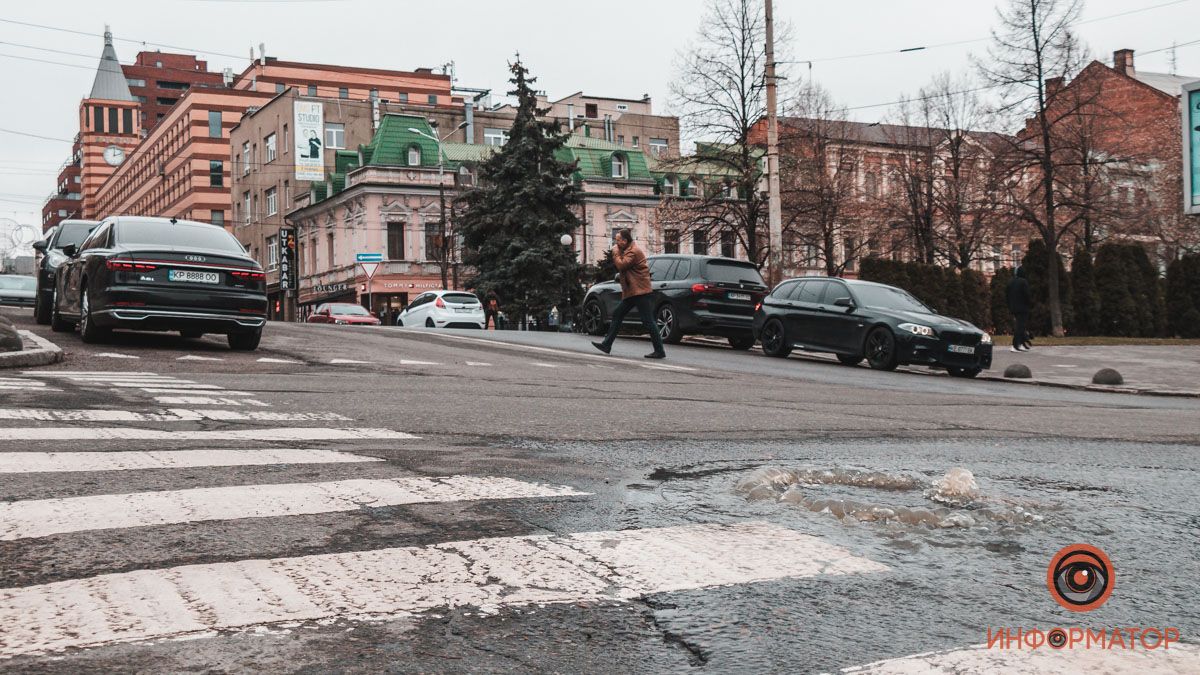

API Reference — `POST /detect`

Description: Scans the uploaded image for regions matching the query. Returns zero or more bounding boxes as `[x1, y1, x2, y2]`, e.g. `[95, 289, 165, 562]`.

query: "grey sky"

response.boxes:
[1, 0, 1197, 239]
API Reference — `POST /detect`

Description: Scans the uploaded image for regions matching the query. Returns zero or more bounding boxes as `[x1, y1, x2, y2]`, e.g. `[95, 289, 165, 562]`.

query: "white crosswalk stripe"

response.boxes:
[0, 377, 59, 392]
[0, 476, 586, 540]
[153, 396, 269, 407]
[836, 643, 1200, 673]
[0, 448, 381, 474]
[0, 408, 350, 422]
[0, 522, 885, 659]
[4, 427, 415, 441]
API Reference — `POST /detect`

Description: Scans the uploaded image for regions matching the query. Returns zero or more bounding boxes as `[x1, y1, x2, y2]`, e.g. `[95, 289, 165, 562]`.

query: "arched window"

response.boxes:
[612, 153, 626, 179]
[663, 175, 677, 196]
[407, 145, 421, 166]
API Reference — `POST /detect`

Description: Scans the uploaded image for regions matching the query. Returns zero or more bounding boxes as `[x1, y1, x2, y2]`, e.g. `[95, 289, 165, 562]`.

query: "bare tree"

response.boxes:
[667, 0, 786, 267]
[978, 0, 1089, 336]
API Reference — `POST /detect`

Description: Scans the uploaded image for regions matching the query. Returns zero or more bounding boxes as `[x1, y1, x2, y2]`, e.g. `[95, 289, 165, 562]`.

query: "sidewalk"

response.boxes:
[984, 344, 1200, 397]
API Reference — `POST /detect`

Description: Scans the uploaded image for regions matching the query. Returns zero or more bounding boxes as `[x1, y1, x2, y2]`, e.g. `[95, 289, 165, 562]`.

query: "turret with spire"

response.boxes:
[89, 24, 134, 102]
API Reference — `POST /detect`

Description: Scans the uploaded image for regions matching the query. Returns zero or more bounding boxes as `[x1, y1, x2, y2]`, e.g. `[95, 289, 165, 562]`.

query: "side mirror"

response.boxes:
[62, 244, 78, 258]
[613, 274, 620, 282]
[32, 240, 48, 253]
[833, 297, 855, 308]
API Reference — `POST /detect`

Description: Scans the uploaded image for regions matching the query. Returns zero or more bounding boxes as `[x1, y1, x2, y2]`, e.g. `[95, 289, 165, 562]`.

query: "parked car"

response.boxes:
[51, 216, 267, 350]
[0, 274, 36, 308]
[307, 302, 381, 326]
[752, 277, 993, 377]
[31, 219, 99, 324]
[397, 290, 484, 328]
[581, 254, 768, 349]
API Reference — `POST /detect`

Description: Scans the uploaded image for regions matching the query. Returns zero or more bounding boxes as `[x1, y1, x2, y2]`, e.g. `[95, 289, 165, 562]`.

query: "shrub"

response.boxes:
[1166, 253, 1200, 338]
[1069, 249, 1101, 336]
[1022, 239, 1071, 336]
[990, 267, 1014, 335]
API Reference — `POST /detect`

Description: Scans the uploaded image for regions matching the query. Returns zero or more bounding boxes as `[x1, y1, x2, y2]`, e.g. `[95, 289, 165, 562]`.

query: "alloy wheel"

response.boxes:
[583, 302, 603, 335]
[80, 290, 90, 334]
[761, 322, 783, 354]
[656, 306, 674, 341]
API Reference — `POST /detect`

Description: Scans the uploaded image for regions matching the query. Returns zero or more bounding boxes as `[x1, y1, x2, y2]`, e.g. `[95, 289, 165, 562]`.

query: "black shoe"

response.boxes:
[644, 351, 666, 359]
[592, 341, 611, 354]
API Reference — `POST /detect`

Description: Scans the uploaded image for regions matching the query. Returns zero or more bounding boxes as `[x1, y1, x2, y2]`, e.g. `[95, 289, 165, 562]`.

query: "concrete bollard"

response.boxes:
[1092, 368, 1124, 385]
[1004, 363, 1032, 379]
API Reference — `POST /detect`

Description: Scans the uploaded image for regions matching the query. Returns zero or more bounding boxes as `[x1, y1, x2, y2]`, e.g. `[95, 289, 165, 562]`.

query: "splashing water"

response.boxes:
[926, 467, 980, 507]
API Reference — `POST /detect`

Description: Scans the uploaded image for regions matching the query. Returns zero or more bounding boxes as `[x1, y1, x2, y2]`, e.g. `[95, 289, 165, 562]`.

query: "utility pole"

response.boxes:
[764, 0, 784, 287]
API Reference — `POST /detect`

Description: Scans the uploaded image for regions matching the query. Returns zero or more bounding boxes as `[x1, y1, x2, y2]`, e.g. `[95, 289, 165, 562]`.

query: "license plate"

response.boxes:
[727, 292, 751, 301]
[168, 270, 219, 284]
[948, 344, 975, 355]
[454, 307, 474, 313]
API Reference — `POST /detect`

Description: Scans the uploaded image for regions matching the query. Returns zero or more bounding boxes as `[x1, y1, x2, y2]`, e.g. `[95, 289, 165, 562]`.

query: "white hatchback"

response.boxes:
[398, 290, 485, 329]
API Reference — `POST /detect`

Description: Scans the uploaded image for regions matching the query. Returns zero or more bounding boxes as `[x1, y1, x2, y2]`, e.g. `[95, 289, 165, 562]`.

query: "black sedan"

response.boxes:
[31, 219, 99, 324]
[52, 216, 267, 350]
[752, 277, 993, 377]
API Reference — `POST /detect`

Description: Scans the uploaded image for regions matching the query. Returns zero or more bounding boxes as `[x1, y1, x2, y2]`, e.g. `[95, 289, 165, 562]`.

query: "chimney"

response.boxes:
[1113, 49, 1135, 76]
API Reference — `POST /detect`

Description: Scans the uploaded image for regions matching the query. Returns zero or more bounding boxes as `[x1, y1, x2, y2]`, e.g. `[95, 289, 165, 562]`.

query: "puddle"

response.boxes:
[734, 466, 1046, 530]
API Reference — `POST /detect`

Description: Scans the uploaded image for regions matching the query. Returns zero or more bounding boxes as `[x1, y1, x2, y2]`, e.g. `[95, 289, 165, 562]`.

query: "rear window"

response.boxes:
[0, 276, 35, 291]
[442, 293, 479, 304]
[703, 260, 765, 286]
[116, 221, 245, 253]
[54, 222, 96, 249]
[329, 303, 370, 316]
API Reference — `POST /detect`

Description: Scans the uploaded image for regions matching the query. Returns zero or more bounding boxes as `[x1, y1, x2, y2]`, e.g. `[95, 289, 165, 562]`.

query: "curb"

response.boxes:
[0, 330, 64, 369]
[974, 372, 1200, 398]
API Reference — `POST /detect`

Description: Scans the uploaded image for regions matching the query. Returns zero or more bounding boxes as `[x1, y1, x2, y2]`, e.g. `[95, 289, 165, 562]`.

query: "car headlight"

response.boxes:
[980, 332, 992, 344]
[335, 319, 348, 325]
[898, 322, 934, 337]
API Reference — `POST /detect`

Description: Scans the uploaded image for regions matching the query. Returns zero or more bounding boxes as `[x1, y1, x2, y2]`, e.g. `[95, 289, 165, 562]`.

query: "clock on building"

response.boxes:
[102, 145, 126, 167]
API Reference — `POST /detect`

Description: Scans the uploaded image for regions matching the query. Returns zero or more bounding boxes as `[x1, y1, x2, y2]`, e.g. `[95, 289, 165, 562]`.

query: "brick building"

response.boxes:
[123, 51, 225, 133]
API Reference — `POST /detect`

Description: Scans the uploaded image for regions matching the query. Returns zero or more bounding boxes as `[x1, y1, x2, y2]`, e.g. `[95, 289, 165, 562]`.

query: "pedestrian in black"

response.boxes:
[484, 290, 500, 330]
[1006, 266, 1032, 352]
[592, 229, 666, 359]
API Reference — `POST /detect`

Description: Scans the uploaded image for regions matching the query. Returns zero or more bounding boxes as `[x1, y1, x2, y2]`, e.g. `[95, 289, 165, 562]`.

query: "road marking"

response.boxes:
[641, 363, 697, 372]
[0, 408, 350, 422]
[0, 378, 58, 392]
[837, 643, 1200, 673]
[153, 396, 270, 407]
[416, 331, 698, 372]
[465, 361, 492, 367]
[177, 355, 224, 362]
[92, 353, 140, 359]
[23, 371, 163, 376]
[530, 362, 559, 368]
[329, 359, 370, 364]
[257, 357, 302, 364]
[400, 359, 440, 365]
[0, 475, 581, 541]
[140, 388, 255, 395]
[2, 427, 415, 441]
[0, 448, 381, 474]
[0, 522, 884, 658]
[107, 382, 218, 389]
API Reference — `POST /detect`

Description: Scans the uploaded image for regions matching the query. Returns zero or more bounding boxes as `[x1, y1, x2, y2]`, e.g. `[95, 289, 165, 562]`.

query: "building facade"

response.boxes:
[123, 50, 225, 134]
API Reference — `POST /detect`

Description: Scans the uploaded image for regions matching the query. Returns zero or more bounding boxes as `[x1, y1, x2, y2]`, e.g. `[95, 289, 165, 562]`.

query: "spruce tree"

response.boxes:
[1069, 248, 1100, 336]
[1166, 254, 1200, 338]
[458, 59, 582, 325]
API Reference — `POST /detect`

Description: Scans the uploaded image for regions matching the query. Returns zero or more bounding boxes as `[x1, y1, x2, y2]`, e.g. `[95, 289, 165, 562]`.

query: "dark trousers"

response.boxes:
[1012, 312, 1028, 348]
[601, 293, 665, 354]
[484, 310, 498, 330]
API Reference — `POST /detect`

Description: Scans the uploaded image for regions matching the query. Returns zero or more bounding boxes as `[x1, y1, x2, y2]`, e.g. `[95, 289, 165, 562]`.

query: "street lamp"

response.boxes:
[408, 121, 468, 290]
[560, 233, 575, 331]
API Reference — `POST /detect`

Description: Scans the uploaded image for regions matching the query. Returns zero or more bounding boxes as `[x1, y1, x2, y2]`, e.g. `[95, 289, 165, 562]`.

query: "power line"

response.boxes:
[0, 17, 248, 62]
[0, 128, 75, 144]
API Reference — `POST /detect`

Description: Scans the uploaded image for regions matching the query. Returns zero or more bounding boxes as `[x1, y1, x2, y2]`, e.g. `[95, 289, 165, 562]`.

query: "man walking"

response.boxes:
[1006, 266, 1032, 352]
[592, 229, 666, 359]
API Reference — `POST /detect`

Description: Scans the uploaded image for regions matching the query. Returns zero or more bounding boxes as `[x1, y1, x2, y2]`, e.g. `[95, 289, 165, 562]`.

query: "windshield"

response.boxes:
[116, 221, 246, 253]
[704, 260, 766, 287]
[329, 304, 371, 316]
[0, 276, 36, 291]
[442, 293, 480, 305]
[54, 222, 96, 249]
[851, 284, 933, 313]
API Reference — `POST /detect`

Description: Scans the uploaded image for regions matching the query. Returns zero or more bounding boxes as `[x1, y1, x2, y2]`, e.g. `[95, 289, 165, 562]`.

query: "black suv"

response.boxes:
[31, 219, 99, 324]
[581, 255, 768, 349]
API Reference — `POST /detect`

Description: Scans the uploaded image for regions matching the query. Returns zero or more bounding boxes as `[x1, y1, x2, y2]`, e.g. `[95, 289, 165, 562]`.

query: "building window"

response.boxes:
[585, 103, 598, 118]
[243, 191, 251, 222]
[211, 210, 224, 228]
[209, 160, 223, 187]
[339, 87, 349, 99]
[134, 95, 147, 103]
[632, 136, 640, 148]
[327, 232, 335, 265]
[265, 235, 278, 271]
[242, 142, 250, 175]
[612, 154, 626, 179]
[157, 80, 187, 90]
[720, 231, 735, 258]
[283, 123, 289, 153]
[275, 82, 285, 94]
[325, 123, 345, 149]
[692, 231, 707, 255]
[309, 237, 317, 271]
[208, 110, 222, 138]
[156, 97, 178, 106]
[662, 176, 676, 196]
[844, 237, 857, 272]
[108, 108, 119, 133]
[127, 78, 146, 88]
[664, 229, 680, 254]
[283, 180, 290, 207]
[427, 94, 438, 105]
[1011, 244, 1024, 266]
[864, 172, 879, 199]
[265, 187, 277, 216]
[424, 222, 443, 261]
[649, 138, 668, 156]
[122, 108, 133, 134]
[387, 222, 405, 260]
[307, 85, 317, 96]
[398, 92, 408, 102]
[616, 103, 629, 111]
[407, 145, 421, 166]
[483, 128, 509, 146]
[265, 133, 277, 163]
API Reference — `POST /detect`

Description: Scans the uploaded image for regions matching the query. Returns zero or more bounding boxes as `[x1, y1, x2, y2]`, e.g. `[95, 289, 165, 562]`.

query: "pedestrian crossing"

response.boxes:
[23, 371, 270, 407]
[0, 377, 59, 393]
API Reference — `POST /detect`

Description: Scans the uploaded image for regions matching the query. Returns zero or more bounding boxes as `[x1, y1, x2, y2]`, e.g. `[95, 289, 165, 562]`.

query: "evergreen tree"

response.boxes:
[1069, 248, 1100, 336]
[1022, 239, 1071, 336]
[1094, 243, 1137, 336]
[960, 268, 990, 329]
[458, 59, 582, 325]
[990, 267, 1014, 335]
[1166, 254, 1200, 338]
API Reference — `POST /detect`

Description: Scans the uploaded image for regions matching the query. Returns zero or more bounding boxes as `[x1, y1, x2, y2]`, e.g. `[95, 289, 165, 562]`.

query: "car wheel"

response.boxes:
[79, 284, 109, 344]
[656, 304, 683, 344]
[728, 334, 755, 350]
[837, 354, 863, 366]
[50, 286, 73, 333]
[582, 300, 605, 336]
[759, 319, 791, 357]
[227, 330, 261, 351]
[395, 318, 404, 327]
[865, 327, 898, 371]
[34, 292, 51, 325]
[180, 330, 203, 339]
[425, 317, 435, 328]
[948, 367, 981, 379]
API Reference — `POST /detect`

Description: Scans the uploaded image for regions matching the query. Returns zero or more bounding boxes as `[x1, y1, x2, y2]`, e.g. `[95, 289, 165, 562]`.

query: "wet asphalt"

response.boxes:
[2, 307, 1198, 673]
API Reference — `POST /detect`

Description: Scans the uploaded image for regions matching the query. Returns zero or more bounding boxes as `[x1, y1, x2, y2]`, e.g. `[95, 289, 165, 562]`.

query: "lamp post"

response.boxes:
[409, 121, 468, 290]
[560, 233, 575, 332]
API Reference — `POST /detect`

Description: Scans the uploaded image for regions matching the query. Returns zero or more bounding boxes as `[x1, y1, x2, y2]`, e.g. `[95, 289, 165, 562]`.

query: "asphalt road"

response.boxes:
[2, 307, 1198, 673]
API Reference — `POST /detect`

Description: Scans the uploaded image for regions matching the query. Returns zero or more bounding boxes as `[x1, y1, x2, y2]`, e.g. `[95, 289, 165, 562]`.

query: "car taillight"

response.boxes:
[755, 302, 762, 312]
[691, 283, 711, 294]
[231, 270, 266, 281]
[106, 260, 157, 271]
[435, 296, 446, 308]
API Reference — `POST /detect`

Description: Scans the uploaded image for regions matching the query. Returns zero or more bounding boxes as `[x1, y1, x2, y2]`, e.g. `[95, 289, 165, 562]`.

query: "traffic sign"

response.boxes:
[356, 252, 383, 263]
[359, 262, 379, 278]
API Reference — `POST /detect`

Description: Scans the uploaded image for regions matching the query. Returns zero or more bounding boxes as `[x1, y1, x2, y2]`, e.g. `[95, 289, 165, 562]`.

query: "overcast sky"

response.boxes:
[1, 0, 1198, 245]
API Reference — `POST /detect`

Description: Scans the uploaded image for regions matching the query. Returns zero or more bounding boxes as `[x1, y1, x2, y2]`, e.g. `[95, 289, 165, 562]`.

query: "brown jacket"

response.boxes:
[613, 243, 653, 299]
